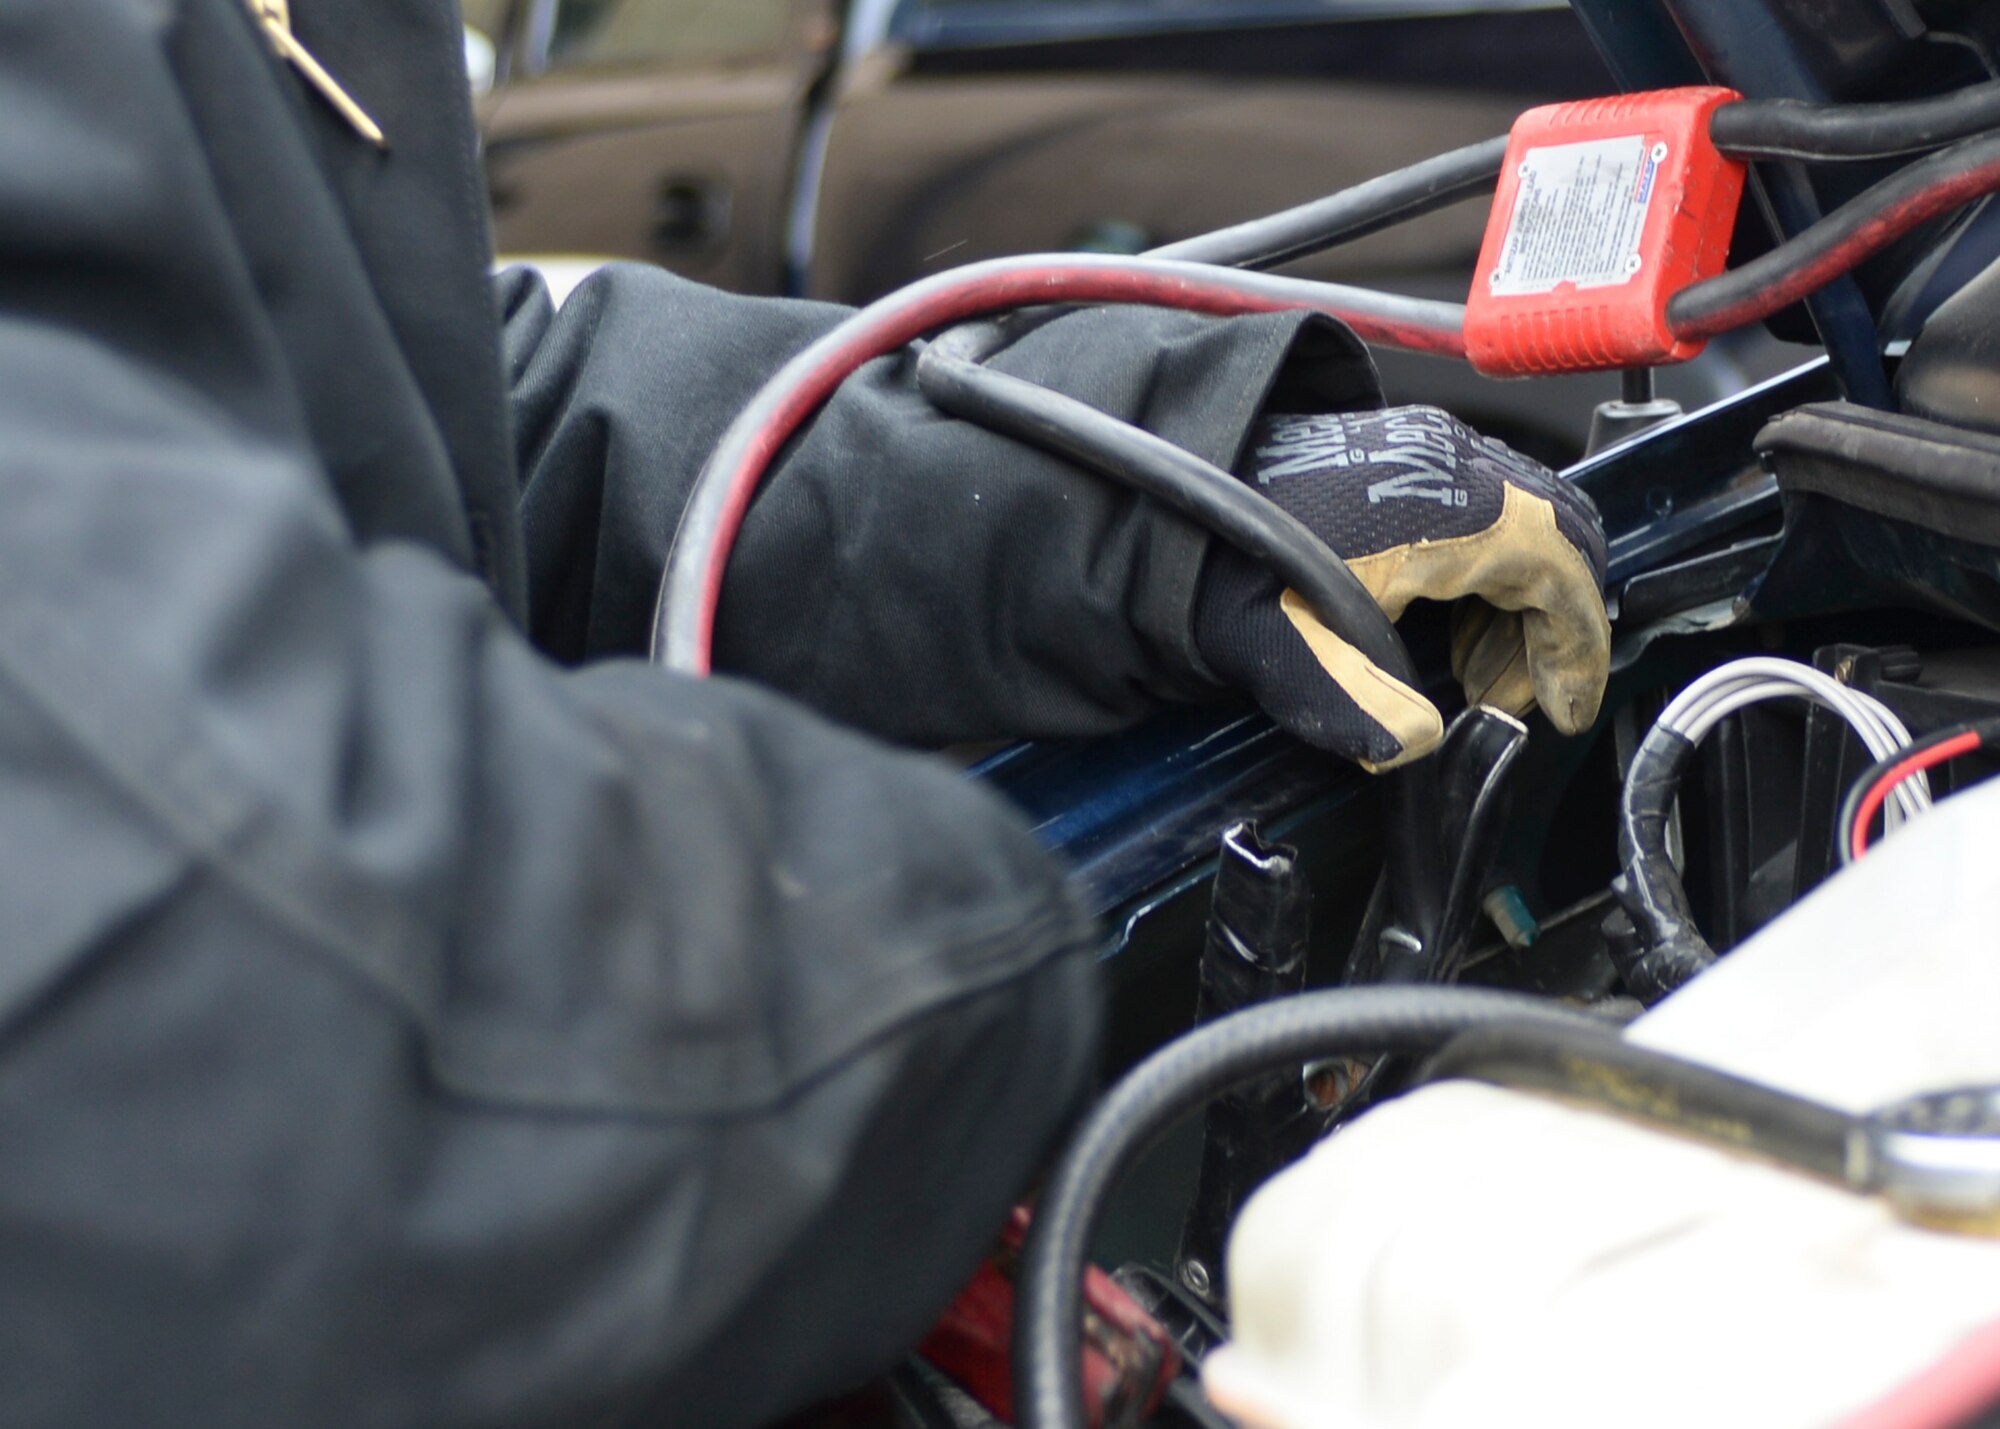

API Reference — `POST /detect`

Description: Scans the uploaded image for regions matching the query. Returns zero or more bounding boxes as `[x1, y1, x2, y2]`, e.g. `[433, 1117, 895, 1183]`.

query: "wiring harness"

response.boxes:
[1613, 658, 1926, 1004]
[1668, 129, 2000, 342]
[1839, 717, 2000, 866]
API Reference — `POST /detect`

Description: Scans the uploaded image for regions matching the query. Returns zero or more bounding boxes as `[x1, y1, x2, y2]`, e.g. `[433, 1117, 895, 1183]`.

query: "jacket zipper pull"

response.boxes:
[244, 0, 387, 149]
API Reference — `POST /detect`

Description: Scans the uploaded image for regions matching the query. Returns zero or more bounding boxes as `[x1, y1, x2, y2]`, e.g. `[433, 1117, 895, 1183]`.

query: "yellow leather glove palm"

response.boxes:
[1194, 406, 1612, 770]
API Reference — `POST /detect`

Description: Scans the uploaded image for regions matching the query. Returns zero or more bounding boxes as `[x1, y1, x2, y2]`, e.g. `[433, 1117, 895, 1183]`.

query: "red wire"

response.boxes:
[1671, 148, 2000, 340]
[684, 264, 1466, 673]
[1849, 730, 1982, 863]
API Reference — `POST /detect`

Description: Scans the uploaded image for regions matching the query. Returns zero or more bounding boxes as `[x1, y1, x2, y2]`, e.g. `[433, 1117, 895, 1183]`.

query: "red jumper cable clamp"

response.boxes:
[1465, 87, 1748, 377]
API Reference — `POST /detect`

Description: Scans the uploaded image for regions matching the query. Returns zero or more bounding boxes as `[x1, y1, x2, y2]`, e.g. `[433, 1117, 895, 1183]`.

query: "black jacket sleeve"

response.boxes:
[0, 4, 1097, 1426]
[502, 262, 1383, 747]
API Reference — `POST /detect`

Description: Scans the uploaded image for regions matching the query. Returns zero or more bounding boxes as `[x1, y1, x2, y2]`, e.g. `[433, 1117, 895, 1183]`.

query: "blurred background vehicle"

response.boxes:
[468, 0, 1799, 464]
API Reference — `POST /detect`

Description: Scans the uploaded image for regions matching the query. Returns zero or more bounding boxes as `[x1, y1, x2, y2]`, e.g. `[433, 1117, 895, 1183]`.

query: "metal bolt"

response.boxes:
[1179, 1257, 1214, 1299]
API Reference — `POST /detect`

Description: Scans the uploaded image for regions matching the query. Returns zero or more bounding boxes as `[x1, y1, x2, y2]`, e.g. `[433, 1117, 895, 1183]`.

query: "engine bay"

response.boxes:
[712, 4, 2000, 1424]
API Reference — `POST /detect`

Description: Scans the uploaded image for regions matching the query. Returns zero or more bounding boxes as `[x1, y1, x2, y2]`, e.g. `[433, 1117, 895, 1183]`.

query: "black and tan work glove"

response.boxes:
[1195, 406, 1612, 771]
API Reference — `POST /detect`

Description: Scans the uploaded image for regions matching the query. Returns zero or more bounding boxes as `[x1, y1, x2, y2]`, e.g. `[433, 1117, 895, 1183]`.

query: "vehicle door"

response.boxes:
[476, 0, 839, 295]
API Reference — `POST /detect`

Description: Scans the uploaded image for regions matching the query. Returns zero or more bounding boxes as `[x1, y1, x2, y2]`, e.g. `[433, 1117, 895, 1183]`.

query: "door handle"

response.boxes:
[652, 175, 733, 257]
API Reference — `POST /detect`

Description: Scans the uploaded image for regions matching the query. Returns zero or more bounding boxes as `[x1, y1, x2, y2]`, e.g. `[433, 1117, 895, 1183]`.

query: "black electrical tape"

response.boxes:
[1609, 726, 1717, 1005]
[1422, 1019, 1858, 1185]
[1713, 80, 2000, 162]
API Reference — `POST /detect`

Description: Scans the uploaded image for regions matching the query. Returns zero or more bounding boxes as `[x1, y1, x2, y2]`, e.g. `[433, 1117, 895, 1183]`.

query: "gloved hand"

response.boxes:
[1195, 405, 1611, 771]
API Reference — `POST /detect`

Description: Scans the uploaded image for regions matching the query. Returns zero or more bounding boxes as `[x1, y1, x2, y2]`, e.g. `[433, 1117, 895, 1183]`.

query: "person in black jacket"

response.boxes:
[0, 1, 1609, 1425]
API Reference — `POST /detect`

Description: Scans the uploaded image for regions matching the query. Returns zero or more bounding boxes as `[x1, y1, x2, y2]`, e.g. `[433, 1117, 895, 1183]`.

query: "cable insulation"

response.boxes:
[1613, 658, 1928, 1001]
[1836, 720, 2000, 866]
[1848, 732, 1980, 863]
[1147, 135, 1508, 271]
[936, 140, 1505, 367]
[1712, 81, 2000, 163]
[653, 255, 1466, 674]
[1669, 131, 2000, 341]
[913, 351, 1413, 684]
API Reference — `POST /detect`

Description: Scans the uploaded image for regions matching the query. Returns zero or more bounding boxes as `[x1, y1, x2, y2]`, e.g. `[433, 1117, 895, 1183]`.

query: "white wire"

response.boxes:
[1654, 657, 1931, 825]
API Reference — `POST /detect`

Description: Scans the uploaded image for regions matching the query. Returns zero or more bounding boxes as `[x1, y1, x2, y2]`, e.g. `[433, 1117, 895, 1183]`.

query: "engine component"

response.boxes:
[1430, 706, 1531, 982]
[1009, 988, 1597, 1429]
[1175, 824, 1316, 1307]
[1750, 397, 2000, 636]
[1204, 776, 2000, 1429]
[1612, 656, 1925, 1004]
[1466, 88, 1748, 376]
[1425, 1019, 2000, 1231]
[1900, 248, 2000, 437]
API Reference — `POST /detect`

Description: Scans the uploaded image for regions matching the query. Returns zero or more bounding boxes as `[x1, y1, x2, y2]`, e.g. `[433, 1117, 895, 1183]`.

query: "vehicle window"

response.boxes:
[546, 0, 798, 70]
[897, 0, 1555, 19]
[461, 0, 513, 35]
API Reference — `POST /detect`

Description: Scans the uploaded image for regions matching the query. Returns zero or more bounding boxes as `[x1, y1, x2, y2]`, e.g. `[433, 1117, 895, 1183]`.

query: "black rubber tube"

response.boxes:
[1668, 130, 2000, 340]
[1013, 987, 1596, 1429]
[1147, 135, 1509, 271]
[914, 350, 1416, 686]
[1713, 81, 2000, 162]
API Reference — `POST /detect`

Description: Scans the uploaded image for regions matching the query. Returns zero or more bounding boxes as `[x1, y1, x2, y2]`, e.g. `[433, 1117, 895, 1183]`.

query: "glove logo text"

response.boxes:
[1365, 470, 1470, 507]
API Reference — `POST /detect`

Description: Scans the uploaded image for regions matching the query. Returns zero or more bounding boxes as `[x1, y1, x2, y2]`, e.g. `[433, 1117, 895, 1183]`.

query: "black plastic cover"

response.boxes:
[1899, 251, 2000, 437]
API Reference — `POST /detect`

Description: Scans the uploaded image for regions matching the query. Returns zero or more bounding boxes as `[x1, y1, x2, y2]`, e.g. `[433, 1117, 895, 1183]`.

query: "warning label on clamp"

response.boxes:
[1489, 135, 1663, 298]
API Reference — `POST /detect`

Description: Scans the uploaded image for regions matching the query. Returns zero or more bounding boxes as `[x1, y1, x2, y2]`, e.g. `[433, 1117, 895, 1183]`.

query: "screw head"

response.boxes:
[1179, 1258, 1214, 1299]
